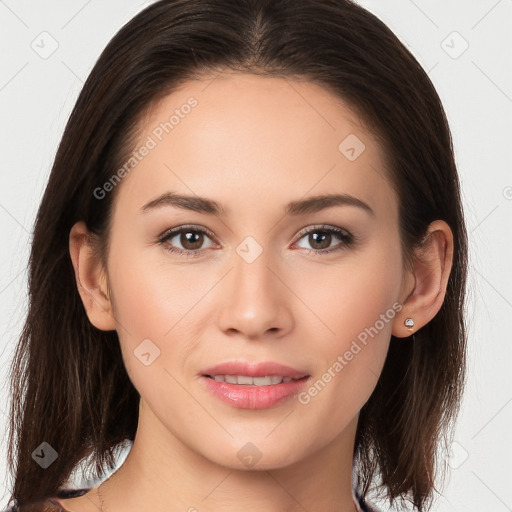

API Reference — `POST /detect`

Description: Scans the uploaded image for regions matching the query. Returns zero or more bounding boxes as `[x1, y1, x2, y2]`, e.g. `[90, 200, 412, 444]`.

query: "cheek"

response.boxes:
[105, 242, 208, 384]
[107, 242, 207, 338]
[294, 239, 403, 345]
[294, 241, 402, 416]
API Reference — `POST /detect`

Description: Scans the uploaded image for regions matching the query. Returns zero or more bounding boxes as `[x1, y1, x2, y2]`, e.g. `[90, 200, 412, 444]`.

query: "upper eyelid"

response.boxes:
[294, 224, 350, 239]
[160, 224, 217, 240]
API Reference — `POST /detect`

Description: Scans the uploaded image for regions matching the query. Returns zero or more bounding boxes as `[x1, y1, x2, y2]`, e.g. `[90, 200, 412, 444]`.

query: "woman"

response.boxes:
[5, 0, 467, 511]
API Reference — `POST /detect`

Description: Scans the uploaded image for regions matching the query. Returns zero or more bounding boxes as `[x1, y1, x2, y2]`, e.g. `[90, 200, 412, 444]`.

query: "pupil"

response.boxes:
[182, 231, 203, 249]
[310, 232, 330, 249]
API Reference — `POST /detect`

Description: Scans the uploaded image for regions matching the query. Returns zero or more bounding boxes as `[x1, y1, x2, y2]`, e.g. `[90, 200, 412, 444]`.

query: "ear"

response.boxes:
[392, 220, 454, 338]
[69, 221, 116, 331]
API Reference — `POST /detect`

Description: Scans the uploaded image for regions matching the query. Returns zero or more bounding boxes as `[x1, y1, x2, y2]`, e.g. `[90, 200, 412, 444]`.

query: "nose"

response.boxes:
[216, 246, 294, 341]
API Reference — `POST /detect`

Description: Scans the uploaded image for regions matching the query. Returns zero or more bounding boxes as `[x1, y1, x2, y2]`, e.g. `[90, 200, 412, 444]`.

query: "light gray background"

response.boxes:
[1, 1, 511, 510]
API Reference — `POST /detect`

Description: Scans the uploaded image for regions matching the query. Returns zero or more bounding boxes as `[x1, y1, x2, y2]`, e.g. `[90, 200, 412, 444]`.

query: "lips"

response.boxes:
[201, 360, 309, 380]
[200, 361, 311, 409]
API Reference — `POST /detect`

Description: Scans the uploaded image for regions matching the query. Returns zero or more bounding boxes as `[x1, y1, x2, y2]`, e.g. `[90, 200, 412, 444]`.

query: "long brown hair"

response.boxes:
[7, 1, 467, 510]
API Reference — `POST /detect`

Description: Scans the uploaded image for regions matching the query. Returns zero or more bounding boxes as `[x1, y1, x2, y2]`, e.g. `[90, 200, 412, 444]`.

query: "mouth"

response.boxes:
[204, 374, 305, 385]
[200, 374, 310, 409]
[199, 361, 311, 409]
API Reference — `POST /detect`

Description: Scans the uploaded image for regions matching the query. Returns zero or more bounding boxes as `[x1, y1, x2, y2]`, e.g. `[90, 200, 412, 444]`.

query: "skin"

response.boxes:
[67, 72, 453, 512]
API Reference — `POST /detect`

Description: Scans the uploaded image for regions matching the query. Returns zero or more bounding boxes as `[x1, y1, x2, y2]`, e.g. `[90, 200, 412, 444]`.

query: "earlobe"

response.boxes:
[392, 220, 454, 338]
[69, 221, 116, 331]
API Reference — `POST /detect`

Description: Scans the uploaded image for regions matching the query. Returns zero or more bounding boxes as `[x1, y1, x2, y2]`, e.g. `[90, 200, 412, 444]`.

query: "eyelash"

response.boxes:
[157, 224, 355, 258]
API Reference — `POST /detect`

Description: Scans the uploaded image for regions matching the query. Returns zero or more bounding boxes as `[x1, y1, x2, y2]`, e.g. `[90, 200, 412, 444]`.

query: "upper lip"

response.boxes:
[201, 361, 309, 379]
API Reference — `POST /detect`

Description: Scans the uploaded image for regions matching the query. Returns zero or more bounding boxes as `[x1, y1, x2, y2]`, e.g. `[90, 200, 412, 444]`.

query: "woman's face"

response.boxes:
[103, 73, 408, 469]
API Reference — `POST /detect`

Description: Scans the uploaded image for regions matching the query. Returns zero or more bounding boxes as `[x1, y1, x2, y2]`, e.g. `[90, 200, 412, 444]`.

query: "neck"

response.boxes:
[98, 399, 360, 512]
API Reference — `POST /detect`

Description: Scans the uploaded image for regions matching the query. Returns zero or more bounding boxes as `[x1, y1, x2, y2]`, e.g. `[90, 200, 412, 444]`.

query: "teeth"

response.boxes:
[238, 375, 254, 385]
[210, 375, 297, 386]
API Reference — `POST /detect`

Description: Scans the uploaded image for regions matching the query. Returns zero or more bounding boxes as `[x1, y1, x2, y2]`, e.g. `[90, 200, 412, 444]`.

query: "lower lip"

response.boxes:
[200, 376, 310, 409]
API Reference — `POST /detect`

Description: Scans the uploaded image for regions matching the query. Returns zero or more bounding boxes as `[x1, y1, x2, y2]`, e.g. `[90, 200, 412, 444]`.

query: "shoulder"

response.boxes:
[3, 489, 92, 512]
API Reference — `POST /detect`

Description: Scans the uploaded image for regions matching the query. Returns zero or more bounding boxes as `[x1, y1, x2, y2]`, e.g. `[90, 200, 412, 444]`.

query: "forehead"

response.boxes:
[113, 72, 396, 220]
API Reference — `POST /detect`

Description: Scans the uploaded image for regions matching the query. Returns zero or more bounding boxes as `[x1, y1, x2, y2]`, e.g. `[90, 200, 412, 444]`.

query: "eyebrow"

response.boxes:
[139, 191, 375, 217]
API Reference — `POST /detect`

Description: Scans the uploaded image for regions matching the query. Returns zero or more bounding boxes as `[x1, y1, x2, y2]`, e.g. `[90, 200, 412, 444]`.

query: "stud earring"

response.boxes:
[404, 318, 415, 330]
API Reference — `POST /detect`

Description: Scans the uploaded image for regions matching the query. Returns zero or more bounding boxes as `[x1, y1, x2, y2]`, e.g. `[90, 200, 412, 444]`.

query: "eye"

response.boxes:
[158, 225, 218, 257]
[158, 224, 355, 258]
[293, 225, 354, 255]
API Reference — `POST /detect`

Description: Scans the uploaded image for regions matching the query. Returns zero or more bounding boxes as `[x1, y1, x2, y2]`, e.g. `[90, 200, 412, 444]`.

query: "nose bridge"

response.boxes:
[217, 236, 292, 338]
[232, 238, 280, 312]
[234, 240, 275, 299]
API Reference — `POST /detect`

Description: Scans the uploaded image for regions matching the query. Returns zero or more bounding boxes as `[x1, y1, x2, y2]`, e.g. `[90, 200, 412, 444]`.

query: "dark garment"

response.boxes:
[2, 488, 89, 512]
[4, 487, 381, 511]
